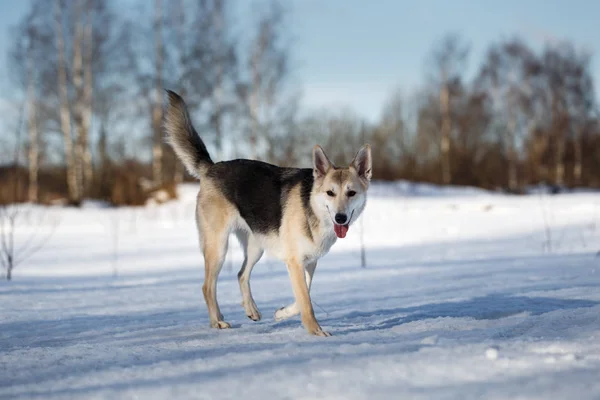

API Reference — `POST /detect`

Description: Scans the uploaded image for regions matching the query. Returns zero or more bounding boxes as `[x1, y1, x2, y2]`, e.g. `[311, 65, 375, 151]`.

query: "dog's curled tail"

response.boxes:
[163, 90, 214, 179]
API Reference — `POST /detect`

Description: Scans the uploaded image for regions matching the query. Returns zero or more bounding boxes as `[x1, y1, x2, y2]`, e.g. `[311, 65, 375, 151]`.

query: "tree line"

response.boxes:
[2, 0, 599, 206]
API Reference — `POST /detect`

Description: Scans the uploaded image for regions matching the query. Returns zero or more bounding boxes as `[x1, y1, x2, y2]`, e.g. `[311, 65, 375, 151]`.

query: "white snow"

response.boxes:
[2, 181, 600, 399]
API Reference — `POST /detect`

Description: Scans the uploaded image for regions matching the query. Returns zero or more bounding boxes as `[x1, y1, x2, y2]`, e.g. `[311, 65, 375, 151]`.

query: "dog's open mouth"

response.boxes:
[331, 210, 354, 239]
[333, 223, 349, 239]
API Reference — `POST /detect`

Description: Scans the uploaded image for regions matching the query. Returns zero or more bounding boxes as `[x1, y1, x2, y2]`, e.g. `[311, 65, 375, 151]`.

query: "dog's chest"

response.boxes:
[304, 229, 337, 262]
[257, 227, 337, 263]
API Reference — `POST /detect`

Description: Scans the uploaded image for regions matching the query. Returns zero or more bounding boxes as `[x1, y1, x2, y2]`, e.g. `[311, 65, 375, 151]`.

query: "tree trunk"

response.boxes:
[213, 0, 224, 160]
[26, 40, 39, 203]
[249, 30, 262, 161]
[249, 99, 259, 160]
[214, 68, 224, 159]
[573, 129, 583, 185]
[507, 113, 517, 191]
[172, 0, 185, 184]
[554, 118, 565, 187]
[72, 0, 86, 198]
[507, 148, 517, 192]
[152, 0, 164, 185]
[98, 119, 108, 190]
[553, 96, 565, 187]
[82, 0, 94, 193]
[555, 143, 565, 186]
[440, 79, 451, 185]
[54, 0, 79, 203]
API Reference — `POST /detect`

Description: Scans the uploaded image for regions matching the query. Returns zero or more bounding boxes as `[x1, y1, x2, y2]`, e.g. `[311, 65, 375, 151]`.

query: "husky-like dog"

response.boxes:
[163, 90, 372, 336]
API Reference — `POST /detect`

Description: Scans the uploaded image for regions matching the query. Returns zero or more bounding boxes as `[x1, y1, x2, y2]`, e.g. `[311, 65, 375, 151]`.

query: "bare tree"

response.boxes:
[89, 1, 137, 196]
[7, 0, 140, 205]
[523, 43, 597, 188]
[210, 0, 226, 160]
[296, 107, 365, 167]
[168, 0, 187, 183]
[8, 1, 58, 196]
[152, 0, 164, 185]
[162, 0, 238, 177]
[8, 0, 600, 197]
[82, 0, 94, 193]
[54, 0, 79, 203]
[476, 38, 536, 191]
[567, 50, 595, 185]
[70, 0, 95, 197]
[0, 205, 58, 281]
[0, 92, 56, 280]
[241, 0, 295, 161]
[371, 89, 417, 178]
[26, 77, 39, 203]
[426, 34, 470, 185]
[542, 46, 569, 187]
[208, 0, 239, 162]
[23, 14, 40, 202]
[72, 0, 85, 197]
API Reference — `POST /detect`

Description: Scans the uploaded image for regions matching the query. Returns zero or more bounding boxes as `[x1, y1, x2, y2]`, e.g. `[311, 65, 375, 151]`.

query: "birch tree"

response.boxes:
[152, 0, 164, 185]
[476, 39, 536, 191]
[82, 0, 94, 193]
[241, 0, 294, 161]
[26, 33, 39, 203]
[426, 34, 470, 185]
[71, 0, 87, 197]
[54, 0, 79, 203]
[11, 10, 43, 202]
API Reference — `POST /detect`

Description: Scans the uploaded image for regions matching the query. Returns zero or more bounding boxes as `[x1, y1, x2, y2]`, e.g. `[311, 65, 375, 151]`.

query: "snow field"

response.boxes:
[2, 182, 600, 399]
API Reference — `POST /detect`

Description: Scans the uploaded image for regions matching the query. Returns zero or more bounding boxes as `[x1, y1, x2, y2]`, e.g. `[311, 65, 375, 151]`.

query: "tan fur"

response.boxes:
[315, 166, 369, 226]
[191, 146, 371, 336]
[282, 185, 319, 254]
[165, 90, 372, 336]
[196, 178, 237, 329]
[236, 230, 263, 321]
[274, 261, 316, 321]
[279, 185, 331, 335]
[285, 258, 328, 335]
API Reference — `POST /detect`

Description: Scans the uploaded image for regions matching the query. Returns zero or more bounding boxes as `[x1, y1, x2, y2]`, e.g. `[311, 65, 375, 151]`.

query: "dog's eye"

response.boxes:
[326, 190, 335, 197]
[347, 190, 356, 197]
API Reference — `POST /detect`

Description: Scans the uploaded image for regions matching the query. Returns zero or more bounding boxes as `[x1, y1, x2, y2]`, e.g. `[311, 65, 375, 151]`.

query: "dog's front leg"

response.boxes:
[275, 261, 316, 321]
[286, 258, 330, 337]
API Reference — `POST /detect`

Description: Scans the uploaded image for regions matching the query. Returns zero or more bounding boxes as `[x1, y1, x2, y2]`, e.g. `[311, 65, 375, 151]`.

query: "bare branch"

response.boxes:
[0, 203, 59, 279]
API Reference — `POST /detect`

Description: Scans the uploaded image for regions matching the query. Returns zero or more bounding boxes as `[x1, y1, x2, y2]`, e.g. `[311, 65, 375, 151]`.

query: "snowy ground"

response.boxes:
[2, 182, 600, 399]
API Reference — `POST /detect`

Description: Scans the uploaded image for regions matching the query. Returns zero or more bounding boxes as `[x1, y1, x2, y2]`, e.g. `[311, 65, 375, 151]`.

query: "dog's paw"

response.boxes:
[274, 304, 299, 321]
[311, 327, 332, 337]
[243, 301, 262, 321]
[246, 310, 262, 321]
[211, 320, 231, 329]
[303, 320, 332, 337]
[274, 307, 287, 321]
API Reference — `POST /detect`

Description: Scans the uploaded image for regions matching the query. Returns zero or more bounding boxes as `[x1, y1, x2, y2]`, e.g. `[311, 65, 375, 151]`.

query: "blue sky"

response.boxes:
[1, 0, 599, 125]
[288, 0, 600, 120]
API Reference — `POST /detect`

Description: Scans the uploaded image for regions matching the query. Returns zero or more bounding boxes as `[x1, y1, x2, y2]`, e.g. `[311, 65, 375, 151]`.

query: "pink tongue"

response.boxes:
[334, 224, 349, 238]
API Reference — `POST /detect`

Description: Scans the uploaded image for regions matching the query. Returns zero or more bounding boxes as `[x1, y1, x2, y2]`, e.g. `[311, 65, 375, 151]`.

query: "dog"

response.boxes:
[163, 90, 372, 336]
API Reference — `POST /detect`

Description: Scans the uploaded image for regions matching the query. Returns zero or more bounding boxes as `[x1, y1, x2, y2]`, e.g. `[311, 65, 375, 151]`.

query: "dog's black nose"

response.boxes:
[334, 213, 348, 224]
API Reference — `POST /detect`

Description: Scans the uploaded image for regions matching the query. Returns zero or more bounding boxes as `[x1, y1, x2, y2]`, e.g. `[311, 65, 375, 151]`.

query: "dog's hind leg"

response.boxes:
[201, 230, 230, 329]
[197, 197, 233, 329]
[274, 261, 316, 322]
[236, 230, 264, 321]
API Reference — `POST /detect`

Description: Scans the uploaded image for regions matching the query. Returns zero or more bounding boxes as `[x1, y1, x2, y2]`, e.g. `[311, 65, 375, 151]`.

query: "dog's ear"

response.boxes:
[351, 144, 372, 182]
[313, 145, 332, 179]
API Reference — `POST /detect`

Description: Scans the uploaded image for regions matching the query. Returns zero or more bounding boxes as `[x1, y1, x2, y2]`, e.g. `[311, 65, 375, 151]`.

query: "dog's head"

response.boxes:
[311, 144, 372, 239]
